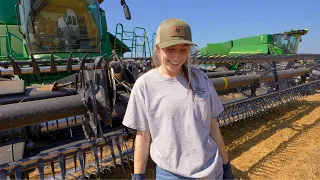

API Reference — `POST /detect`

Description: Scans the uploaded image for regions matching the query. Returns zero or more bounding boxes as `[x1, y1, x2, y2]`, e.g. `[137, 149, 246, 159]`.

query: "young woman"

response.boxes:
[122, 18, 234, 180]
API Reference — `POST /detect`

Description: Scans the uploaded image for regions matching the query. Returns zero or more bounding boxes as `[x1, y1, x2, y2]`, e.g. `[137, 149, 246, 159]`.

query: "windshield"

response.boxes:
[273, 34, 301, 54]
[20, 0, 101, 54]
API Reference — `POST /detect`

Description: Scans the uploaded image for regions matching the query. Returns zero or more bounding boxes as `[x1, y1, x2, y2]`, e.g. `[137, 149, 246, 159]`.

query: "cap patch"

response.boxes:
[170, 26, 185, 37]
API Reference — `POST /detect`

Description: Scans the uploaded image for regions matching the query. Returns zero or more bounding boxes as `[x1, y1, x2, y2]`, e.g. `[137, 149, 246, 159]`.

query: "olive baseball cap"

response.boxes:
[156, 18, 197, 48]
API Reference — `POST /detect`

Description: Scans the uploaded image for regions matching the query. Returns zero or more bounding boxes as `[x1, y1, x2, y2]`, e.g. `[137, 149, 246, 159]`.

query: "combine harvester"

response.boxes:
[198, 29, 313, 71]
[0, 0, 319, 179]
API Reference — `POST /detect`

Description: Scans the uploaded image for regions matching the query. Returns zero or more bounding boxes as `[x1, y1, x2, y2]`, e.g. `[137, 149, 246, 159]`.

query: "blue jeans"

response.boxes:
[156, 165, 195, 180]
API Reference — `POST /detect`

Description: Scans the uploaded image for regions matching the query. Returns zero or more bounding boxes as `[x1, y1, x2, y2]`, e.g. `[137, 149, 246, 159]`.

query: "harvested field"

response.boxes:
[104, 93, 320, 179]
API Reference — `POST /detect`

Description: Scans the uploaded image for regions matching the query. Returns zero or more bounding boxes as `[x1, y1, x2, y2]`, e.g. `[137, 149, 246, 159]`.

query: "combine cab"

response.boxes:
[271, 29, 308, 54]
[0, 0, 152, 85]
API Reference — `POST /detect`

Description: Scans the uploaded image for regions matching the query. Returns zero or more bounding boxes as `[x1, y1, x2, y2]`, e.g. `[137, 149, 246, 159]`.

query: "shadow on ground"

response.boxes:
[221, 99, 320, 179]
[102, 99, 320, 179]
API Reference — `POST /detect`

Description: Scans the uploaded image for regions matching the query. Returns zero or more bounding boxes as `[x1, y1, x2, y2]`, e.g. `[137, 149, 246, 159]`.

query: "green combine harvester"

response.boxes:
[0, 0, 153, 85]
[199, 29, 309, 71]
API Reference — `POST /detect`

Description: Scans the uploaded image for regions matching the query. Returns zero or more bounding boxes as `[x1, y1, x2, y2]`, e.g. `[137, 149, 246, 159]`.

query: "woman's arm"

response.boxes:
[209, 118, 229, 164]
[133, 130, 151, 174]
[209, 117, 235, 179]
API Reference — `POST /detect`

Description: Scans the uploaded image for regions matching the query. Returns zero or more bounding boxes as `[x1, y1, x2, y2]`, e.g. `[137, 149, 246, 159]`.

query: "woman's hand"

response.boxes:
[223, 161, 235, 179]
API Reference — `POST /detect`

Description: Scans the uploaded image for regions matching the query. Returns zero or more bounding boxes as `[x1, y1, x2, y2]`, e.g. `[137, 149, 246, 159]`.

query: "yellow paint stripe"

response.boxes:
[221, 77, 228, 90]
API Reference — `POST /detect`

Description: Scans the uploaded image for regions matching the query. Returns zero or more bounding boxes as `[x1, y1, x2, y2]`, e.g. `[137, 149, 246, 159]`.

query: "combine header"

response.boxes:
[0, 0, 320, 179]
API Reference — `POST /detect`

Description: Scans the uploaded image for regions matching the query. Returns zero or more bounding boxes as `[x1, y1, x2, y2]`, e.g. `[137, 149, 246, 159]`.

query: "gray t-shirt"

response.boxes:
[122, 67, 224, 179]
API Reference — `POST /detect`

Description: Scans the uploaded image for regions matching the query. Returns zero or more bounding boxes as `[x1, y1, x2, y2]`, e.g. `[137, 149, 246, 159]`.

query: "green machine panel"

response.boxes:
[206, 41, 232, 55]
[232, 34, 273, 47]
[0, 1, 18, 25]
[199, 41, 232, 55]
[0, 25, 27, 59]
[230, 44, 269, 54]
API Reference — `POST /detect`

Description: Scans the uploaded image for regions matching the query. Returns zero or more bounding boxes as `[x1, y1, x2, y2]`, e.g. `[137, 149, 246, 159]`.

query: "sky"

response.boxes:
[100, 0, 320, 54]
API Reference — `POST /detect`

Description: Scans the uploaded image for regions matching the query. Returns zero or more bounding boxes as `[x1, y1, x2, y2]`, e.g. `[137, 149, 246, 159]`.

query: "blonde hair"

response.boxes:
[151, 45, 198, 99]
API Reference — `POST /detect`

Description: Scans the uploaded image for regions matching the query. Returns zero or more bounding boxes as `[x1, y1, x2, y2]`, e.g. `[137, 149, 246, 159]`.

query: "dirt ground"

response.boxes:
[222, 93, 320, 180]
[104, 93, 320, 179]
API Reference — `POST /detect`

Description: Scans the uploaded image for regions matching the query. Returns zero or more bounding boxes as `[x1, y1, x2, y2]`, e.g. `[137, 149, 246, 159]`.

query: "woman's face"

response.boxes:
[158, 43, 190, 77]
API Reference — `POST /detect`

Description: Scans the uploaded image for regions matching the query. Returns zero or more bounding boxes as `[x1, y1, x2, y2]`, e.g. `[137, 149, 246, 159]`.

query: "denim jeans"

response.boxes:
[156, 165, 195, 180]
[155, 165, 224, 180]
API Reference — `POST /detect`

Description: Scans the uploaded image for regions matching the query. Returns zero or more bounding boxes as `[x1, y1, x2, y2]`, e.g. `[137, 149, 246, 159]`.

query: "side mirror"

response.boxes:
[121, 0, 131, 20]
